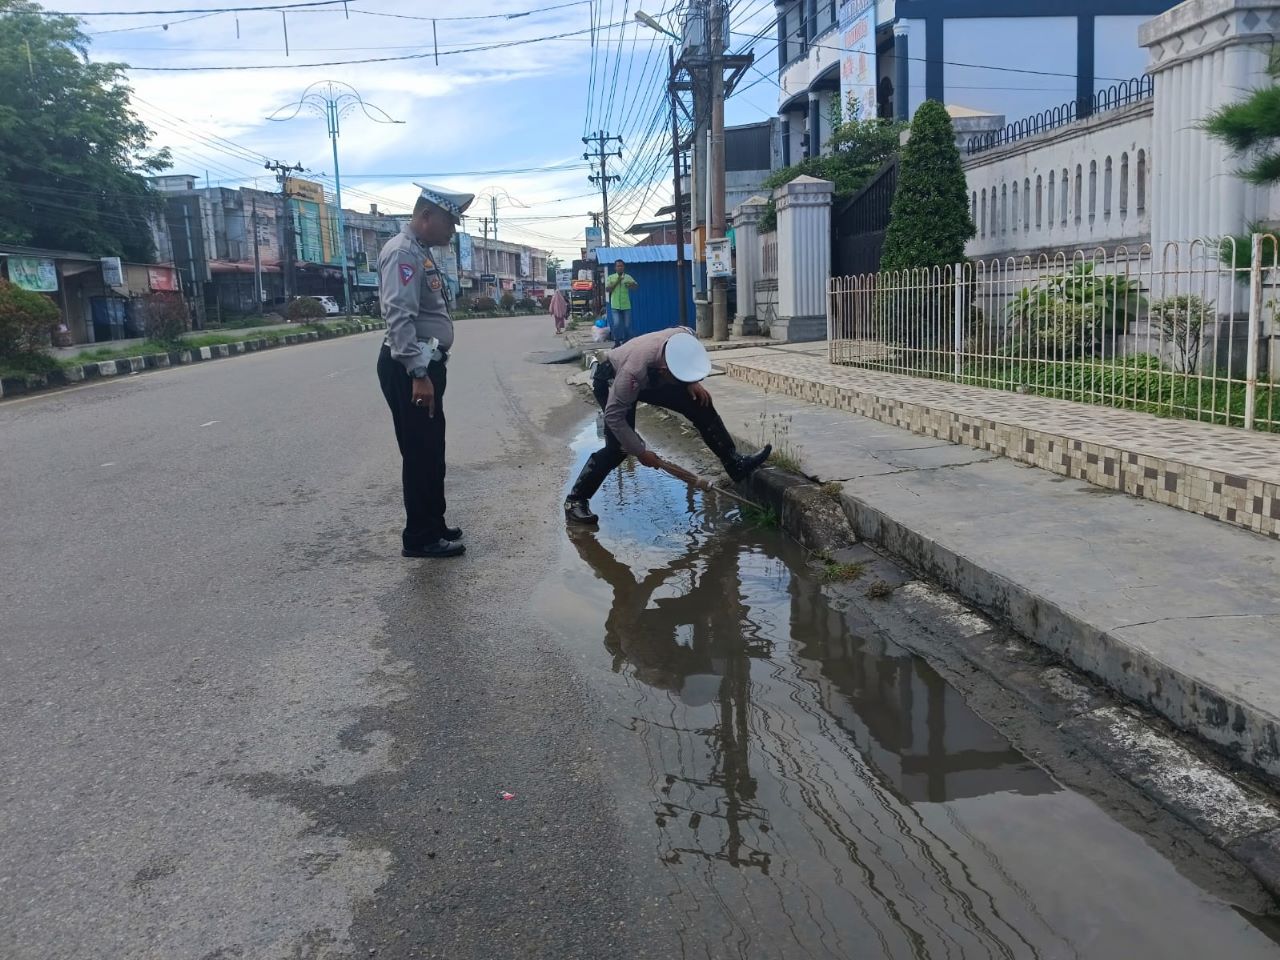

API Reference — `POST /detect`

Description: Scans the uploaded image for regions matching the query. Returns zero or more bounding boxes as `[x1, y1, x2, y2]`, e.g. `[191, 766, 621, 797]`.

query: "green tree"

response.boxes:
[759, 100, 904, 231]
[1204, 51, 1280, 271]
[0, 0, 170, 260]
[880, 100, 975, 274]
[1204, 49, 1280, 187]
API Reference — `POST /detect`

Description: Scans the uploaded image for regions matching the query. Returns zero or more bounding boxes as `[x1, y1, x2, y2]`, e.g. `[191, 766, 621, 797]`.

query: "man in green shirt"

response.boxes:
[605, 259, 638, 345]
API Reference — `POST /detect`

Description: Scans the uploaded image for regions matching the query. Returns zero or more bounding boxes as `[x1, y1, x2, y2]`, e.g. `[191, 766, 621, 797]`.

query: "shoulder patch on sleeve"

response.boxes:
[398, 263, 416, 285]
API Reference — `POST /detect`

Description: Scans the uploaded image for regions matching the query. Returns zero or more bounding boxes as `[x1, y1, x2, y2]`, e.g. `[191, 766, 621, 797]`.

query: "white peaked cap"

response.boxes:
[664, 331, 711, 383]
[413, 182, 475, 221]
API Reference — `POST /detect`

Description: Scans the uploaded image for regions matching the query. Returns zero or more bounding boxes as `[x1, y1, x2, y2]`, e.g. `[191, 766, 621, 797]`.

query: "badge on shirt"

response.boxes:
[429, 277, 442, 291]
[399, 263, 415, 285]
[423, 257, 435, 270]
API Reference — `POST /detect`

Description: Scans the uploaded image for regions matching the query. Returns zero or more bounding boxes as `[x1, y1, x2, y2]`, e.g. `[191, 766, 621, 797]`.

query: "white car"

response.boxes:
[295, 295, 342, 316]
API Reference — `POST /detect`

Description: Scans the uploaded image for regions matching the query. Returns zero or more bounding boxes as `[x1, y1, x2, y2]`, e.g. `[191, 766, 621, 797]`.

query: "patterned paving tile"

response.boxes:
[721, 351, 1280, 540]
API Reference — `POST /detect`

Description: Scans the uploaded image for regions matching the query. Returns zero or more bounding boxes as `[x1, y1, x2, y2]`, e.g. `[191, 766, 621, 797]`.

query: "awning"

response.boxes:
[209, 260, 282, 275]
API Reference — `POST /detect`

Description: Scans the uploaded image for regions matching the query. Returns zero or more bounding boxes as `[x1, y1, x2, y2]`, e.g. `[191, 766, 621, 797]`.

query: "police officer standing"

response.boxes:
[377, 183, 474, 559]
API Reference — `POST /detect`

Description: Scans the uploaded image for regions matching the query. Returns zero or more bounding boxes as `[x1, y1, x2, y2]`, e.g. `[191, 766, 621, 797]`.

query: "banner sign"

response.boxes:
[585, 227, 603, 260]
[556, 268, 573, 291]
[458, 233, 474, 272]
[839, 0, 877, 122]
[101, 257, 125, 287]
[7, 256, 58, 292]
[148, 267, 178, 291]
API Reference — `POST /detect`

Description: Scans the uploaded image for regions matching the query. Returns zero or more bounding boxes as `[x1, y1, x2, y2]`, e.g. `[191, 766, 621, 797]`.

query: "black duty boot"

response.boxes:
[442, 525, 463, 542]
[403, 539, 466, 559]
[564, 497, 600, 526]
[729, 444, 772, 482]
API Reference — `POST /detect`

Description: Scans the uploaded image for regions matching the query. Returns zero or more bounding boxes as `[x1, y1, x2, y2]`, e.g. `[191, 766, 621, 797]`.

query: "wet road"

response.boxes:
[1, 315, 1279, 958]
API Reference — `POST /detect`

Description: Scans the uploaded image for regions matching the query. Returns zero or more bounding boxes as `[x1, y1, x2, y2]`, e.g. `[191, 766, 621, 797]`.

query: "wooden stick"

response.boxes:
[655, 457, 756, 508]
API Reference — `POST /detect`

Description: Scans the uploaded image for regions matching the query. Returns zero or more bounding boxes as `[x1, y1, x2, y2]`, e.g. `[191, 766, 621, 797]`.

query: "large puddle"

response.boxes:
[540, 417, 1280, 959]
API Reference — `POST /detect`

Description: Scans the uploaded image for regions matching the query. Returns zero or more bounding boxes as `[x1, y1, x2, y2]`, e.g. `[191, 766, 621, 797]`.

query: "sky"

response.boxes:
[62, 0, 783, 260]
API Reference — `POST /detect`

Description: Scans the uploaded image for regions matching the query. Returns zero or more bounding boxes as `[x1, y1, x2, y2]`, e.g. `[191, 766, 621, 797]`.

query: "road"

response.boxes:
[2, 316, 1279, 959]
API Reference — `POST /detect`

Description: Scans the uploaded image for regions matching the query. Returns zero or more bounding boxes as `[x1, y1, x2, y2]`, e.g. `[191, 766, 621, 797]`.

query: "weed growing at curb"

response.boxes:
[865, 580, 896, 600]
[756, 412, 804, 474]
[821, 481, 843, 500]
[821, 560, 868, 584]
[741, 504, 780, 529]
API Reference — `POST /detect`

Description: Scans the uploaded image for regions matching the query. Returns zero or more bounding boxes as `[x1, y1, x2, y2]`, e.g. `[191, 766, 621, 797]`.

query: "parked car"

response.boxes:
[295, 295, 342, 316]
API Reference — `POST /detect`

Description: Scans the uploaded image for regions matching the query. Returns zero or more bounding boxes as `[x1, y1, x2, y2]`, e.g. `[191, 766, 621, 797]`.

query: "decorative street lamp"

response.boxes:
[267, 82, 403, 318]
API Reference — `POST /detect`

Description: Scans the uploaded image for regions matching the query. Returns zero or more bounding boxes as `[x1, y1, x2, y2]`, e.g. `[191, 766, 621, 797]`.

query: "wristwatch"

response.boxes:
[409, 365, 429, 379]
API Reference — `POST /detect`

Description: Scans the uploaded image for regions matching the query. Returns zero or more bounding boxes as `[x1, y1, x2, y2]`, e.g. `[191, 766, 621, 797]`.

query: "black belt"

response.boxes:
[594, 359, 615, 382]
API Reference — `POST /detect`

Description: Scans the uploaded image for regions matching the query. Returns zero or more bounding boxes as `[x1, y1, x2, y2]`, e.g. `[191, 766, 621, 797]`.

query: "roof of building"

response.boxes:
[594, 245, 680, 263]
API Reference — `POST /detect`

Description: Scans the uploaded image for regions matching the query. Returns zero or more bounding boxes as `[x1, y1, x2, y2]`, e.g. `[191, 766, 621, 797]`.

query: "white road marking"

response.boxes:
[100, 462, 115, 468]
[200, 420, 221, 428]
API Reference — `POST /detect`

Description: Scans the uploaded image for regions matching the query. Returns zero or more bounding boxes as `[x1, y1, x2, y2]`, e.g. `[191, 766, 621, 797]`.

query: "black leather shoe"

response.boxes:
[729, 444, 772, 481]
[564, 498, 599, 525]
[442, 526, 463, 542]
[402, 539, 466, 559]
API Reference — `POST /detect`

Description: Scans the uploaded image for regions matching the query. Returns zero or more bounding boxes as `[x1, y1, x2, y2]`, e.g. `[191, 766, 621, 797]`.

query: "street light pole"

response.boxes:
[267, 81, 402, 321]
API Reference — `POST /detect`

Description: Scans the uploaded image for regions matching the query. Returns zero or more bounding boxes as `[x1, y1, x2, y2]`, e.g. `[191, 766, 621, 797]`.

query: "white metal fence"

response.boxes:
[828, 237, 1280, 432]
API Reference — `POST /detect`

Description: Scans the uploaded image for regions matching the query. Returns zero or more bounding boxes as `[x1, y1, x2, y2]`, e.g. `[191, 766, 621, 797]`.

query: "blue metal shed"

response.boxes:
[596, 245, 695, 337]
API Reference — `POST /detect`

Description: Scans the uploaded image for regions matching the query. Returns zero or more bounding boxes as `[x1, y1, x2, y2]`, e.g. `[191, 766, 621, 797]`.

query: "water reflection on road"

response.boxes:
[543, 419, 1280, 959]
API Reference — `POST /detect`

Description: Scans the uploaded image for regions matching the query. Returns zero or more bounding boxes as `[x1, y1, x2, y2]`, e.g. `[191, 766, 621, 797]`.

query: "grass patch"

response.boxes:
[821, 560, 868, 584]
[820, 481, 843, 500]
[741, 503, 780, 529]
[865, 580, 896, 600]
[768, 448, 804, 473]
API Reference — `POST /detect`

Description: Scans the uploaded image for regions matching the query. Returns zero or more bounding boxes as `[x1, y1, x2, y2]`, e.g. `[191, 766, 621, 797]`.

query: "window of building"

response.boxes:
[1089, 160, 1098, 224]
[1001, 183, 1008, 235]
[1137, 150, 1147, 215]
[1074, 165, 1083, 226]
[1036, 176, 1043, 231]
[1024, 178, 1031, 231]
[1104, 157, 1113, 220]
[1120, 153, 1130, 218]
[1047, 172, 1055, 230]
[980, 188, 987, 237]
[1012, 181, 1019, 233]
[1061, 168, 1070, 225]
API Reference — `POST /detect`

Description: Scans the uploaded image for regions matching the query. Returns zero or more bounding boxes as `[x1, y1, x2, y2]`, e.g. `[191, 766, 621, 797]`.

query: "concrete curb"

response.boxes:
[727, 434, 1280, 903]
[0, 322, 382, 400]
[569, 375, 1280, 899]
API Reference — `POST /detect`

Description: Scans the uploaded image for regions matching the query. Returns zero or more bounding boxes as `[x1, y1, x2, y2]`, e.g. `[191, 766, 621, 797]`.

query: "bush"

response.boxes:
[881, 100, 975, 274]
[134, 291, 190, 346]
[471, 296, 497, 313]
[500, 292, 517, 313]
[516, 297, 538, 313]
[1007, 264, 1147, 359]
[456, 294, 473, 312]
[0, 280, 59, 358]
[286, 297, 327, 322]
[1150, 294, 1214, 373]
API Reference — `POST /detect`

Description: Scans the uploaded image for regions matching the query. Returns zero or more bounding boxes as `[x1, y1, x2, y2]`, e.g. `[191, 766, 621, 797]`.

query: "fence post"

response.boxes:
[953, 262, 964, 381]
[1246, 233, 1262, 430]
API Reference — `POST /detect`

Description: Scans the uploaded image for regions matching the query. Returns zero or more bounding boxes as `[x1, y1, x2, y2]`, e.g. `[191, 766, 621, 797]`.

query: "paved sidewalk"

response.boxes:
[703, 352, 1280, 786]
[714, 347, 1280, 540]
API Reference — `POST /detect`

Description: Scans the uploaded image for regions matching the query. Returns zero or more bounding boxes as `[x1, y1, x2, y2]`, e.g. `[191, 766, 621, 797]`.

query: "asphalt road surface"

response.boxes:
[3, 316, 1280, 959]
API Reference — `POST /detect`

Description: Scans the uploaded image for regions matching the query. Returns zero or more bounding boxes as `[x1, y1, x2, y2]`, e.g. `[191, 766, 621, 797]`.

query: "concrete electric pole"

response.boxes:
[583, 131, 623, 247]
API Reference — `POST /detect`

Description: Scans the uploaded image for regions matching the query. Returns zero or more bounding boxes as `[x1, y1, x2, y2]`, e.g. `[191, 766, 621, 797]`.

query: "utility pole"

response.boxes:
[265, 159, 304, 302]
[583, 130, 623, 247]
[251, 194, 264, 311]
[669, 45, 689, 330]
[709, 0, 727, 341]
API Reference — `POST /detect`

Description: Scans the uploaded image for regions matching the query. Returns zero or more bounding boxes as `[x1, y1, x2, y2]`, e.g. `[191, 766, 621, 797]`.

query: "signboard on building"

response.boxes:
[101, 257, 125, 288]
[519, 249, 531, 277]
[556, 268, 573, 291]
[253, 206, 278, 261]
[458, 233, 473, 271]
[6, 256, 58, 292]
[838, 0, 877, 122]
[356, 271, 378, 288]
[284, 177, 325, 204]
[705, 238, 733, 279]
[585, 227, 603, 260]
[147, 267, 178, 292]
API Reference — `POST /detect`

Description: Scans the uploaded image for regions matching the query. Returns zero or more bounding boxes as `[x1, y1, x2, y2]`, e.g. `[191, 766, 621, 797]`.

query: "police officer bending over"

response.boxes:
[564, 329, 772, 525]
[377, 182, 473, 559]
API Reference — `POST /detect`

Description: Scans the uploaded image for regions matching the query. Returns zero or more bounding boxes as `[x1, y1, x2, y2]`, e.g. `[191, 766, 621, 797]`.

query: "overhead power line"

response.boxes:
[38, 0, 348, 15]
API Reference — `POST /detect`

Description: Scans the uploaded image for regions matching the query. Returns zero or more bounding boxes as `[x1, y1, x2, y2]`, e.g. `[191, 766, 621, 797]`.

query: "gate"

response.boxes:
[832, 158, 897, 277]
